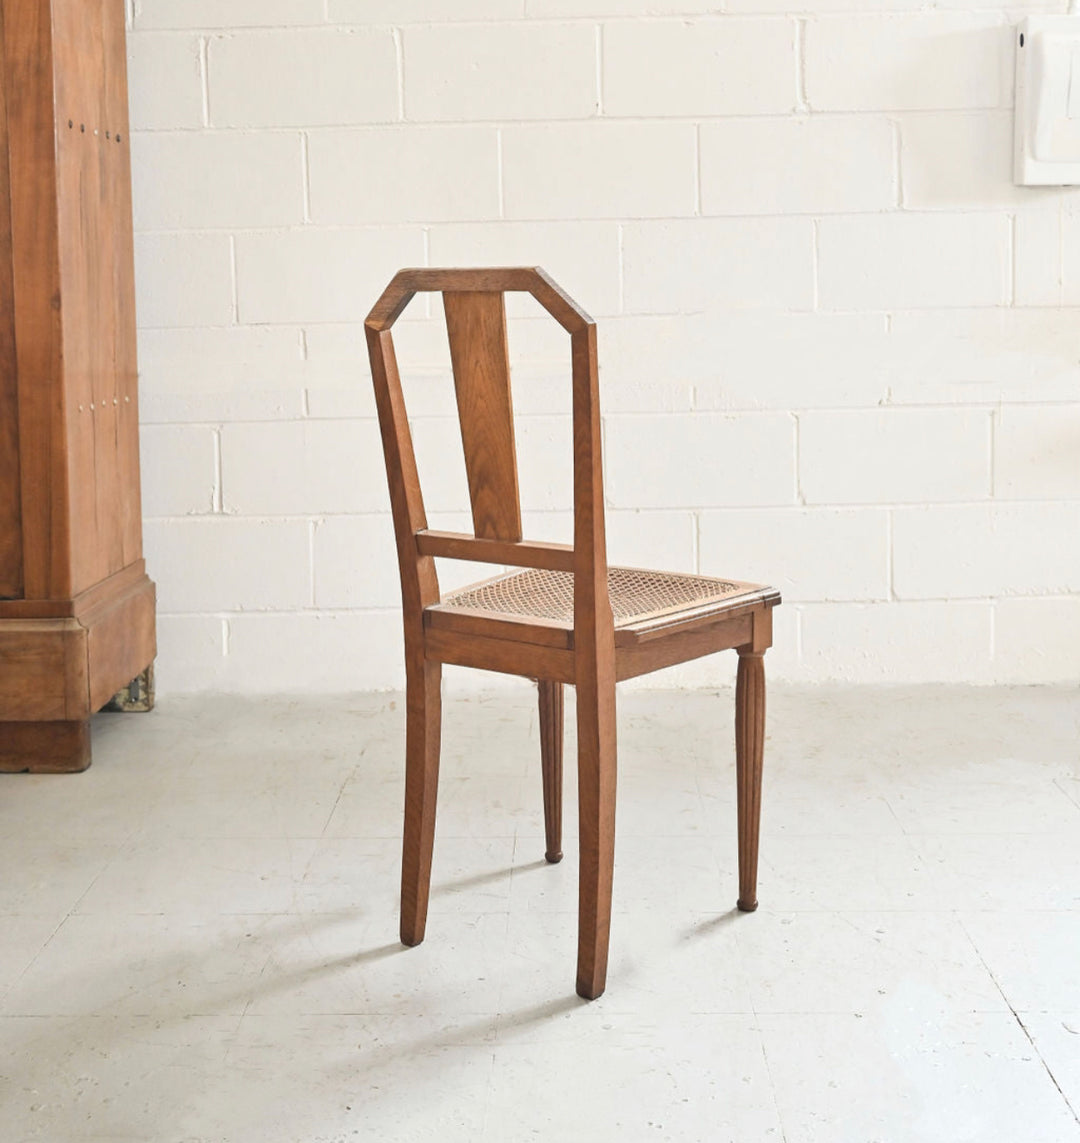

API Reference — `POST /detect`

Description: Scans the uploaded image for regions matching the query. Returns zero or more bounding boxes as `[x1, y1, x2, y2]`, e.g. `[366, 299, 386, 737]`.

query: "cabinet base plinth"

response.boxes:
[0, 721, 91, 773]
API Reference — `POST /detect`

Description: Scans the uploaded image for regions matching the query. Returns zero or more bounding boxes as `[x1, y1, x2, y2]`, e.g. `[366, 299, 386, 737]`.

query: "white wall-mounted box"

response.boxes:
[1015, 15, 1080, 185]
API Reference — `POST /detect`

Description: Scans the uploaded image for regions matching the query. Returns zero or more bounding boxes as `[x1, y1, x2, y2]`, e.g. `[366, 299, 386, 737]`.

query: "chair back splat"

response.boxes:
[364, 266, 780, 1001]
[443, 289, 521, 543]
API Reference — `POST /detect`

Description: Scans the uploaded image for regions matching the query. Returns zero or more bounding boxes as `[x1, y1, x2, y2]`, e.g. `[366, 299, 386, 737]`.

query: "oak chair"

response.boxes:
[365, 268, 780, 1001]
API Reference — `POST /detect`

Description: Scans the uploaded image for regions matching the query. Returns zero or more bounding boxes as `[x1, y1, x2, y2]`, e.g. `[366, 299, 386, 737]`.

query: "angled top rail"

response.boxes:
[364, 267, 594, 334]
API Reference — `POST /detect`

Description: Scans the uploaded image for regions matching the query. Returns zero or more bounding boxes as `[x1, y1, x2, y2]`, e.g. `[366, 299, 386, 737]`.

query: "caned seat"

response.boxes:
[430, 566, 780, 651]
[365, 267, 780, 1000]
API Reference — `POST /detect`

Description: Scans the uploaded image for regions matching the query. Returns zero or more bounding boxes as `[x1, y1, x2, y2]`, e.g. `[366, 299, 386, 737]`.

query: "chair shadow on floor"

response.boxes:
[682, 907, 742, 940]
[429, 857, 548, 899]
[9, 854, 652, 1138]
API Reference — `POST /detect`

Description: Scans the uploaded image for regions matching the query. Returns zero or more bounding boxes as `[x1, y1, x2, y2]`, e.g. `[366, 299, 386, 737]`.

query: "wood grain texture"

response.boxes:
[367, 320, 443, 948]
[1, 0, 144, 599]
[400, 659, 441, 947]
[424, 625, 575, 684]
[0, 618, 88, 721]
[0, 719, 90, 772]
[52, 0, 142, 596]
[616, 613, 754, 681]
[415, 530, 574, 572]
[0, 559, 146, 620]
[84, 573, 155, 712]
[538, 680, 564, 864]
[366, 325, 439, 623]
[735, 650, 766, 913]
[0, 571, 154, 724]
[444, 291, 522, 543]
[570, 320, 618, 1002]
[365, 267, 592, 335]
[3, 0, 68, 599]
[0, 2, 21, 599]
[426, 604, 572, 650]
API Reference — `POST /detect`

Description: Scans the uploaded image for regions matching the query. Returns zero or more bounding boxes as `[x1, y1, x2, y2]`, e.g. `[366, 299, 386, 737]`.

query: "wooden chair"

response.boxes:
[365, 268, 780, 1001]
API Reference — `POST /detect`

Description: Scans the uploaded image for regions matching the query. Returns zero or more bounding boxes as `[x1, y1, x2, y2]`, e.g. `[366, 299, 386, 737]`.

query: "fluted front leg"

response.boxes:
[735, 649, 765, 913]
[538, 680, 564, 864]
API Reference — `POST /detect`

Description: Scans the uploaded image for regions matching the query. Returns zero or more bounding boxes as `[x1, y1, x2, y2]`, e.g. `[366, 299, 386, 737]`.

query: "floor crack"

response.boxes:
[960, 914, 1080, 1126]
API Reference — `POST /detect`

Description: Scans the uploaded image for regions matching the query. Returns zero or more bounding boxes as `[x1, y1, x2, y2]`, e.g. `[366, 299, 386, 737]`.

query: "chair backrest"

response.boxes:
[365, 267, 614, 655]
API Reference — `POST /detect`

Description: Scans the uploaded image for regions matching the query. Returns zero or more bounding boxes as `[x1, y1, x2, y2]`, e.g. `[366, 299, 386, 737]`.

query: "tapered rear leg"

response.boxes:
[538, 680, 564, 864]
[576, 675, 617, 1001]
[400, 659, 442, 946]
[735, 649, 766, 913]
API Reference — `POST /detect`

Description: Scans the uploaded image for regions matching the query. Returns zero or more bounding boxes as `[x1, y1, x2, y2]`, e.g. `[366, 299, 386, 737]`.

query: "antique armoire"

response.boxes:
[0, 0, 155, 773]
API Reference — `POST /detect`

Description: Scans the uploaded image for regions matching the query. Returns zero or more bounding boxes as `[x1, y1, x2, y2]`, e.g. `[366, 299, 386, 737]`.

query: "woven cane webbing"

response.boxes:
[439, 567, 750, 627]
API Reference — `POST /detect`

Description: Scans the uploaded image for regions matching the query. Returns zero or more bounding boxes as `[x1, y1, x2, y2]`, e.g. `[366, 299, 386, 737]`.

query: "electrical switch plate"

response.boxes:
[1015, 15, 1080, 185]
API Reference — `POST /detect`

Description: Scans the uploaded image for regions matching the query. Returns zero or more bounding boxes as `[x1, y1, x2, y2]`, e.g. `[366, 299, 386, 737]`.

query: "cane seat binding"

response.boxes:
[365, 267, 780, 1001]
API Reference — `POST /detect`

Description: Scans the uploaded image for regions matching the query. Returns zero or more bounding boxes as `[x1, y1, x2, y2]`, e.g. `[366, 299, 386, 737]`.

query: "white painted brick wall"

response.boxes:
[622, 218, 815, 312]
[126, 34, 203, 130]
[208, 30, 399, 129]
[501, 123, 696, 219]
[220, 421, 390, 516]
[700, 117, 895, 215]
[126, 1, 1080, 692]
[603, 19, 796, 117]
[234, 228, 425, 324]
[816, 214, 1010, 310]
[893, 504, 1080, 599]
[132, 133, 305, 230]
[404, 24, 597, 121]
[308, 128, 500, 224]
[606, 413, 797, 508]
[133, 234, 234, 329]
[799, 409, 991, 504]
[139, 425, 218, 518]
[804, 14, 1011, 112]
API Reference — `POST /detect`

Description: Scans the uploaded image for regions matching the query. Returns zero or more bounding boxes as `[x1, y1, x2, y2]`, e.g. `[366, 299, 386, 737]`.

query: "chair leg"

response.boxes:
[735, 649, 766, 913]
[576, 674, 617, 1001]
[400, 659, 442, 947]
[538, 680, 564, 864]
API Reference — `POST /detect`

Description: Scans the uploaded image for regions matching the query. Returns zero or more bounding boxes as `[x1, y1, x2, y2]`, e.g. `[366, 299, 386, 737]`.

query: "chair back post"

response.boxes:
[364, 318, 440, 645]
[570, 319, 616, 680]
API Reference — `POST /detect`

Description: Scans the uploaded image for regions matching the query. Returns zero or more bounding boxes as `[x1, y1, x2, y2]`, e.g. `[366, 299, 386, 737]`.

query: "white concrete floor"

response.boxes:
[1, 684, 1079, 1142]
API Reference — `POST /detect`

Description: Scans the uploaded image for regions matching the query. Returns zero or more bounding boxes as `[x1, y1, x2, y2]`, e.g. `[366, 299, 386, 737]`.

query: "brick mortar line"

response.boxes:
[147, 403, 1080, 415]
[128, 108, 1015, 133]
[143, 504, 1080, 522]
[131, 210, 1035, 234]
[135, 13, 1007, 30]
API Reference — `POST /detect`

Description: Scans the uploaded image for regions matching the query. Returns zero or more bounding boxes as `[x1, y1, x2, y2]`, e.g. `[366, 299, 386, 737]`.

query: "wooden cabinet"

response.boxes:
[0, 0, 155, 772]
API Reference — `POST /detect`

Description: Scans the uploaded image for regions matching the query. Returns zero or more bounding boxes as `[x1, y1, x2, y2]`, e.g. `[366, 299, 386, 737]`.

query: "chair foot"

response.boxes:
[737, 898, 758, 913]
[545, 849, 563, 864]
[576, 977, 606, 1002]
